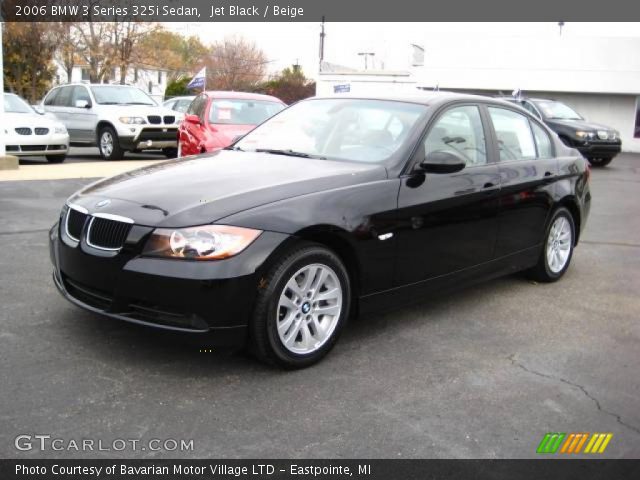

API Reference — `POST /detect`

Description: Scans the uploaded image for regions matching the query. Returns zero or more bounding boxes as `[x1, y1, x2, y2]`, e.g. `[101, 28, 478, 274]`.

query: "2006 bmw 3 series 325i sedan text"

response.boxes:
[49, 93, 591, 368]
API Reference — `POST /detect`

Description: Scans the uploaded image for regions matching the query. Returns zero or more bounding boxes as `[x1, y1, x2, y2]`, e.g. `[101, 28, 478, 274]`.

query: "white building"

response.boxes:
[317, 35, 640, 152]
[53, 63, 169, 102]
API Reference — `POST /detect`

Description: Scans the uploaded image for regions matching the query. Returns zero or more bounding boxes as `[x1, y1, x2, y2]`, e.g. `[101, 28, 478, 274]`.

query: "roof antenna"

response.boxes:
[433, 84, 439, 92]
[558, 21, 565, 36]
[512, 88, 522, 100]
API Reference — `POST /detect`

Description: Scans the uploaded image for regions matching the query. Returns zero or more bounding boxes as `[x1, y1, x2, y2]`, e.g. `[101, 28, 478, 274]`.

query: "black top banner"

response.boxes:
[2, 0, 640, 22]
[1, 459, 640, 480]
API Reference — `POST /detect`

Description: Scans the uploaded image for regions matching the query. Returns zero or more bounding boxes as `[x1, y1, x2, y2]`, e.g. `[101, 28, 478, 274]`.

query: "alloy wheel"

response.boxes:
[100, 131, 114, 157]
[276, 263, 343, 355]
[546, 216, 572, 273]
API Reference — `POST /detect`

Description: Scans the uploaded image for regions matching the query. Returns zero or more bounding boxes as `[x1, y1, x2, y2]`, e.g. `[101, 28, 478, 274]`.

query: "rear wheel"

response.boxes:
[249, 243, 351, 369]
[527, 207, 575, 282]
[98, 126, 124, 160]
[45, 154, 66, 163]
[588, 157, 613, 167]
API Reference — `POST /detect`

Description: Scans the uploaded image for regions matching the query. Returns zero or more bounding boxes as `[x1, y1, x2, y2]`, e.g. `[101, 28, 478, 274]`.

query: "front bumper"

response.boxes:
[574, 140, 621, 159]
[49, 221, 289, 346]
[6, 133, 69, 156]
[118, 127, 178, 151]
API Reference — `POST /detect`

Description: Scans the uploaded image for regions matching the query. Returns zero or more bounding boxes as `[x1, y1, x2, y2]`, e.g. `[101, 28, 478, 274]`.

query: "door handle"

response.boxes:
[483, 182, 496, 189]
[544, 171, 553, 177]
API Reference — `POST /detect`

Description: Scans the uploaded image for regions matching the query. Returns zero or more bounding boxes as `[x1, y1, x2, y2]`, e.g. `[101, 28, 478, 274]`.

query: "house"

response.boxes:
[53, 62, 169, 102]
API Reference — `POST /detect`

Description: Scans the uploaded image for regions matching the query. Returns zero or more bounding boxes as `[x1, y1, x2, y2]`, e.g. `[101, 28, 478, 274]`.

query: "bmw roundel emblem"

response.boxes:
[95, 199, 111, 208]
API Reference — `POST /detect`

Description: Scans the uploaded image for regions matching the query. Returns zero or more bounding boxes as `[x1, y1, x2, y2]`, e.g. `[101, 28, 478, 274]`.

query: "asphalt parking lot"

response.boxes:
[18, 146, 166, 165]
[0, 154, 639, 459]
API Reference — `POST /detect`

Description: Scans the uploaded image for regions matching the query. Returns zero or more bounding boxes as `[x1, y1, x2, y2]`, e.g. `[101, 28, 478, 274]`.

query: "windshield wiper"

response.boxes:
[126, 102, 155, 105]
[255, 148, 326, 160]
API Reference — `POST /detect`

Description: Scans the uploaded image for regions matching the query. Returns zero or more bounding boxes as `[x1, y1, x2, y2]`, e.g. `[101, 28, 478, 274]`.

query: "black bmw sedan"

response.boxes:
[50, 93, 591, 368]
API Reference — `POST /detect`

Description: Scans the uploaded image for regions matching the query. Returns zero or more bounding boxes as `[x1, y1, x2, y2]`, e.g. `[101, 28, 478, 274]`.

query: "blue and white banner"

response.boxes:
[187, 67, 206, 90]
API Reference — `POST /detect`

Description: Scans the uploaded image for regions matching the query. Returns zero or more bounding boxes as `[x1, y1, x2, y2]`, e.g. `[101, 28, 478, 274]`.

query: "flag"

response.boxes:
[187, 67, 206, 90]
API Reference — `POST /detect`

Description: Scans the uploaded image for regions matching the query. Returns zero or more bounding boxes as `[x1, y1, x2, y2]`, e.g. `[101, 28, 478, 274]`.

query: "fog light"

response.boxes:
[146, 140, 153, 147]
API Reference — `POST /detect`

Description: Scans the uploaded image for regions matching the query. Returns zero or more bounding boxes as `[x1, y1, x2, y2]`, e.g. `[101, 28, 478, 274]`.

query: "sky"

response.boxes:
[168, 22, 640, 79]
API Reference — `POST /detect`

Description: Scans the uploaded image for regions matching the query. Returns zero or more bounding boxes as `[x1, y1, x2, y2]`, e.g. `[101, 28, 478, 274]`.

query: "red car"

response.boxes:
[177, 91, 286, 156]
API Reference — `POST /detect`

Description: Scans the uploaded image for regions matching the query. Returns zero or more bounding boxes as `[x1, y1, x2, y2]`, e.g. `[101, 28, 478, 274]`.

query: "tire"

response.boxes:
[98, 126, 125, 160]
[249, 243, 351, 369]
[527, 207, 575, 282]
[45, 154, 66, 163]
[162, 147, 178, 159]
[588, 157, 613, 167]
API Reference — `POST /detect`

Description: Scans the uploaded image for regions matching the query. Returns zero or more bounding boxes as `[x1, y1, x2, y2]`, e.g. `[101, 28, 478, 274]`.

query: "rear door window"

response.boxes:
[488, 107, 537, 162]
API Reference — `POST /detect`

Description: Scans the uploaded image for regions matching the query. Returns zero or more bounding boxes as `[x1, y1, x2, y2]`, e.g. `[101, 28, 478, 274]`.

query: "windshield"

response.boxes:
[4, 94, 33, 113]
[235, 98, 427, 163]
[535, 101, 583, 120]
[90, 86, 156, 106]
[210, 99, 284, 125]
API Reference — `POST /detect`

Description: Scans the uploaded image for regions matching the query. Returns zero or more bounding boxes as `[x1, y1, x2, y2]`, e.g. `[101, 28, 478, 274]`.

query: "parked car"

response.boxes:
[503, 96, 621, 167]
[163, 96, 195, 113]
[50, 93, 590, 368]
[41, 84, 182, 160]
[177, 91, 285, 156]
[4, 93, 69, 163]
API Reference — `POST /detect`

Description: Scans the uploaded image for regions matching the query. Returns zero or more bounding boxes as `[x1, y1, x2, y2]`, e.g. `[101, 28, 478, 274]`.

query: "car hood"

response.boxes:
[5, 111, 64, 130]
[545, 118, 614, 132]
[97, 104, 180, 118]
[68, 150, 388, 228]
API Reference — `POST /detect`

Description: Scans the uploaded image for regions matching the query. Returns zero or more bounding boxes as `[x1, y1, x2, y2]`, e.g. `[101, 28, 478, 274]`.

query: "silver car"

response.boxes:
[42, 84, 182, 160]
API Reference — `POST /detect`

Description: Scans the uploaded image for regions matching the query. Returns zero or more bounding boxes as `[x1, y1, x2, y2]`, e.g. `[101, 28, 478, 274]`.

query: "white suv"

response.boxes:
[42, 84, 181, 160]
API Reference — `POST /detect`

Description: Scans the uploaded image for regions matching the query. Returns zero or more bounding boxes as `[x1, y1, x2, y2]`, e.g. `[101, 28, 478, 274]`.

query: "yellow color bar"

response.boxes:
[584, 434, 599, 453]
[598, 433, 613, 453]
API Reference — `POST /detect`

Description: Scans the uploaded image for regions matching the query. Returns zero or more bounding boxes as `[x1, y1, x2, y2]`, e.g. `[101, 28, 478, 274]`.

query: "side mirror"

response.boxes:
[75, 100, 91, 109]
[185, 114, 201, 124]
[32, 105, 45, 115]
[418, 151, 466, 174]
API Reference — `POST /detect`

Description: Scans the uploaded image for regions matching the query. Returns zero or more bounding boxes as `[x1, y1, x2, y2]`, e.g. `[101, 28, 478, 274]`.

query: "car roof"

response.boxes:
[203, 91, 284, 103]
[312, 91, 517, 108]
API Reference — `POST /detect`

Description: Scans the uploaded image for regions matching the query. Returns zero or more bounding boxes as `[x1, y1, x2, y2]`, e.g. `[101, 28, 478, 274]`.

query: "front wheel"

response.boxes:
[98, 126, 125, 160]
[588, 157, 613, 167]
[46, 154, 66, 163]
[527, 207, 575, 282]
[162, 147, 178, 159]
[249, 244, 351, 369]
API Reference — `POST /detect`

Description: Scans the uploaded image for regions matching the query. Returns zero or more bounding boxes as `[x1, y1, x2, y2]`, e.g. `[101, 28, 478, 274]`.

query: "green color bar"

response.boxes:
[537, 433, 566, 454]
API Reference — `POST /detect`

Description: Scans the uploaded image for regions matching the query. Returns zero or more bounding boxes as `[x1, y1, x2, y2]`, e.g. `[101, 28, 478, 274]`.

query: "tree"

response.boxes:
[205, 36, 268, 91]
[257, 66, 316, 105]
[2, 22, 59, 101]
[165, 77, 191, 97]
[139, 30, 208, 82]
[111, 20, 159, 85]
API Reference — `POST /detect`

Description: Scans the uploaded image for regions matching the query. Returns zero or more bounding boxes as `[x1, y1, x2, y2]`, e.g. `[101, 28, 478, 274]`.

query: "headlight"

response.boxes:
[54, 125, 67, 134]
[575, 131, 594, 139]
[119, 116, 147, 125]
[143, 225, 262, 260]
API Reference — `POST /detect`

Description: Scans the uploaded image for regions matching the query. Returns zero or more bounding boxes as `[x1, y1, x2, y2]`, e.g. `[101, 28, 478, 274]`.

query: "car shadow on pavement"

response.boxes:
[55, 273, 534, 375]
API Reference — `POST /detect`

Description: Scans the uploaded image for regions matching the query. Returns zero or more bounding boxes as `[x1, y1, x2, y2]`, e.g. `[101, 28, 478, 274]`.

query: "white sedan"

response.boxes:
[4, 93, 70, 163]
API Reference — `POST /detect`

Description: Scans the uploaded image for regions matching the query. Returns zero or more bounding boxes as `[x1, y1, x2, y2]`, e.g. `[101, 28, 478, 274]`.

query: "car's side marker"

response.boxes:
[378, 233, 393, 241]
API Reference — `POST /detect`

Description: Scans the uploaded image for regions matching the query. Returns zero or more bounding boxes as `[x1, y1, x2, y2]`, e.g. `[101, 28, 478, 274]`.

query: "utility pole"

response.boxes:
[358, 52, 375, 70]
[558, 21, 565, 36]
[319, 16, 326, 72]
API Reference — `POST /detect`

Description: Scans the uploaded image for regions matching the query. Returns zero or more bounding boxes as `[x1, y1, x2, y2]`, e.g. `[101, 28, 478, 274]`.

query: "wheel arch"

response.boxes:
[556, 196, 582, 245]
[257, 225, 363, 317]
[96, 120, 116, 143]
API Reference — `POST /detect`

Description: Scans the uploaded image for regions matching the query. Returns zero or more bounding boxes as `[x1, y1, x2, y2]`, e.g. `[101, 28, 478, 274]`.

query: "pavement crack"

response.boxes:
[507, 354, 640, 436]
